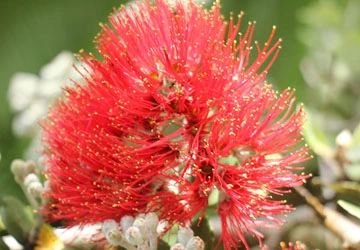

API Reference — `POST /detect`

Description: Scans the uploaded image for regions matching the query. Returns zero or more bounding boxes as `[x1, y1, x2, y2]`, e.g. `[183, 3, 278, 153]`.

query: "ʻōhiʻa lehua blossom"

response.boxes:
[41, 0, 310, 249]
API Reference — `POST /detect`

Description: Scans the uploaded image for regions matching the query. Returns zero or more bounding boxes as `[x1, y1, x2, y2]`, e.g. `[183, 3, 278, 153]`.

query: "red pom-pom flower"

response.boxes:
[42, 1, 310, 249]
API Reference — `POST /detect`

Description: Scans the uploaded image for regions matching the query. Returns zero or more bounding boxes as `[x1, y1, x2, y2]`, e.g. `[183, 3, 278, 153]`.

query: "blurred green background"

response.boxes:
[0, 0, 127, 200]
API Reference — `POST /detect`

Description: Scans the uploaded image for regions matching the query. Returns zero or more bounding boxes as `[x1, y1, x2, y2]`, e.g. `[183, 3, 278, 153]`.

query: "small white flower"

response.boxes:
[8, 51, 89, 138]
[102, 219, 119, 235]
[125, 226, 144, 245]
[336, 129, 352, 148]
[156, 220, 169, 235]
[178, 227, 194, 246]
[121, 215, 135, 232]
[8, 51, 91, 161]
[133, 217, 147, 236]
[8, 73, 38, 113]
[171, 243, 186, 250]
[185, 236, 204, 250]
[145, 213, 159, 231]
[102, 219, 124, 246]
[23, 173, 39, 188]
[27, 182, 44, 198]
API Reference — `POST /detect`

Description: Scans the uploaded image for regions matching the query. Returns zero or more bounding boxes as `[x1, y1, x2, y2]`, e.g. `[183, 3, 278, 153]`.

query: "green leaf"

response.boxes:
[0, 213, 5, 231]
[344, 164, 360, 181]
[298, 1, 343, 28]
[0, 196, 34, 245]
[302, 109, 333, 157]
[158, 239, 171, 250]
[191, 216, 216, 250]
[346, 144, 360, 162]
[161, 225, 178, 247]
[218, 155, 238, 166]
[312, 178, 360, 194]
[351, 122, 360, 147]
[208, 188, 219, 207]
[338, 200, 360, 219]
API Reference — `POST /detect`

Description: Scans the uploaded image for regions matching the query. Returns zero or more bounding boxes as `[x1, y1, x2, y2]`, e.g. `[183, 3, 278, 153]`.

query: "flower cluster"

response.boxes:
[8, 52, 88, 160]
[102, 213, 161, 250]
[42, 0, 309, 249]
[11, 160, 45, 205]
[8, 52, 80, 138]
[101, 213, 204, 250]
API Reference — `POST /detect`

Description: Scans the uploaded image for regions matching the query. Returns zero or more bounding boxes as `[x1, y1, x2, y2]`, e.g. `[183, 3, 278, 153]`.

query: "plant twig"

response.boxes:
[312, 177, 360, 194]
[294, 185, 360, 249]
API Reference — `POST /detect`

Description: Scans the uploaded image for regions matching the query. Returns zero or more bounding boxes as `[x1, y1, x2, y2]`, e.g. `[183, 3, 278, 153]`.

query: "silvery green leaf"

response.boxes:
[338, 200, 360, 219]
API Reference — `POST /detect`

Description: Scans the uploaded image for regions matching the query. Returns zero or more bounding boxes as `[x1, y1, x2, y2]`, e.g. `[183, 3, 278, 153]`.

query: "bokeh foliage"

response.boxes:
[0, 0, 127, 200]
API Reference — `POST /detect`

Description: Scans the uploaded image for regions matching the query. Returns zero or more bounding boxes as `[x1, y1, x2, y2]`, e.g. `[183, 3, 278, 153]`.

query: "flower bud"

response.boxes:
[336, 130, 352, 148]
[148, 233, 158, 250]
[178, 227, 194, 245]
[25, 161, 37, 174]
[23, 173, 40, 188]
[120, 215, 134, 232]
[156, 220, 169, 235]
[145, 212, 159, 231]
[10, 159, 27, 183]
[27, 182, 44, 197]
[171, 243, 186, 250]
[106, 229, 123, 246]
[102, 219, 119, 235]
[133, 217, 147, 236]
[102, 219, 123, 246]
[185, 236, 204, 250]
[125, 226, 144, 245]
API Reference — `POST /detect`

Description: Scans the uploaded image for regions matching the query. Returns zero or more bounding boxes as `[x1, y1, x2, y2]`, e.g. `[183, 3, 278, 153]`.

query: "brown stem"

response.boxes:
[294, 186, 360, 250]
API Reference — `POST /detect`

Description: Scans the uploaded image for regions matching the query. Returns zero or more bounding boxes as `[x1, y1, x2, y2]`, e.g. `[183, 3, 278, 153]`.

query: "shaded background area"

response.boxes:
[0, 0, 127, 200]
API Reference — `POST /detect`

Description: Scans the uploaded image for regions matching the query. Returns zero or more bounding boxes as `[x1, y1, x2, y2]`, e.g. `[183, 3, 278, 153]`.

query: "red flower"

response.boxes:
[42, 0, 310, 249]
